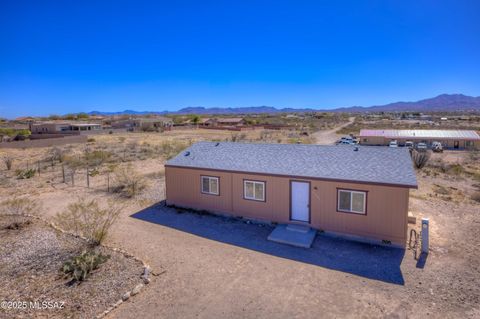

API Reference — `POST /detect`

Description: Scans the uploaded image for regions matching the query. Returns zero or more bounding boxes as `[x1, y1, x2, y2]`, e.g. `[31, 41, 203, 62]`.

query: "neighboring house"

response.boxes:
[30, 122, 72, 134]
[216, 118, 246, 126]
[131, 117, 173, 131]
[359, 129, 480, 149]
[111, 117, 173, 131]
[165, 142, 418, 246]
[198, 118, 213, 126]
[29, 122, 101, 134]
[198, 117, 246, 127]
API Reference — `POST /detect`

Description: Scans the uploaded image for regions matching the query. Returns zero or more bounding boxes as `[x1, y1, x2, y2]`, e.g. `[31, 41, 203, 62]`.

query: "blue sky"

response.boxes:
[0, 1, 479, 118]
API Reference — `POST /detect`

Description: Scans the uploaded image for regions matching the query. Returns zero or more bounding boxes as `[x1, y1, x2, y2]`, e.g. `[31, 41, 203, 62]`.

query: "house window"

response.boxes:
[466, 141, 474, 148]
[244, 180, 265, 201]
[201, 176, 219, 195]
[337, 189, 366, 214]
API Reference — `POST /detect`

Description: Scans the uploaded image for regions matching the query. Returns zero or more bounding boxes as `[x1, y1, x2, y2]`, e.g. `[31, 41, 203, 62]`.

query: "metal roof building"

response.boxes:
[359, 129, 480, 149]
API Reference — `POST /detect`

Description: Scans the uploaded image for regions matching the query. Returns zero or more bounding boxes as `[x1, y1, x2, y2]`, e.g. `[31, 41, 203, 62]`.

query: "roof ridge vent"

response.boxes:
[353, 147, 359, 151]
[215, 142, 220, 146]
[184, 151, 190, 156]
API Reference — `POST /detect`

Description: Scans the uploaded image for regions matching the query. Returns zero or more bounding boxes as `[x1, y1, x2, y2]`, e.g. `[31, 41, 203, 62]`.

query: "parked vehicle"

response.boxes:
[338, 140, 355, 145]
[416, 142, 428, 151]
[405, 141, 414, 149]
[337, 136, 355, 145]
[432, 141, 443, 153]
[389, 140, 398, 148]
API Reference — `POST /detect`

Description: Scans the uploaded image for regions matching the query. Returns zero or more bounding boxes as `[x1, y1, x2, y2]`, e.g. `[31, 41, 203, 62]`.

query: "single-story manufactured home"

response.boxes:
[165, 142, 418, 246]
[359, 129, 480, 149]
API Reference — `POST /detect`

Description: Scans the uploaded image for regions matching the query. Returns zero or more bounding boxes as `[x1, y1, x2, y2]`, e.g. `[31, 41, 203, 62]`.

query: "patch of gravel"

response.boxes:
[0, 216, 145, 319]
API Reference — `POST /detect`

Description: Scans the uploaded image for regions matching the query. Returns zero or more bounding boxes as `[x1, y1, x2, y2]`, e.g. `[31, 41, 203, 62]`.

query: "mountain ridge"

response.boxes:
[87, 94, 480, 115]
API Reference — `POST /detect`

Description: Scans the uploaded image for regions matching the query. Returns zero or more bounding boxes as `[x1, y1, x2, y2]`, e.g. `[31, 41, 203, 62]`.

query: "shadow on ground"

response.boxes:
[131, 202, 405, 285]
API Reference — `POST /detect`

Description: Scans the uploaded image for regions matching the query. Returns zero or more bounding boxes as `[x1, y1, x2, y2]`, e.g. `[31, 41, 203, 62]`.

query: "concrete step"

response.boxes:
[268, 224, 316, 248]
[286, 224, 311, 233]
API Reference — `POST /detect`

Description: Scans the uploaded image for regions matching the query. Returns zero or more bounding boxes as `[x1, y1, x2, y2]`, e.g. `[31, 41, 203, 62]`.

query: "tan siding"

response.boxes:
[165, 166, 410, 245]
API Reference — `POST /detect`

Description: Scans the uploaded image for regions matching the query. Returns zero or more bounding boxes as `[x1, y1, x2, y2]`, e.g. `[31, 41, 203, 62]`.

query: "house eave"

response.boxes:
[164, 164, 418, 189]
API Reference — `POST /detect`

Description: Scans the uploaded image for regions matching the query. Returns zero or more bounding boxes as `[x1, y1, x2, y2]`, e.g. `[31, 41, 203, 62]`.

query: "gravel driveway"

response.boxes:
[106, 201, 479, 319]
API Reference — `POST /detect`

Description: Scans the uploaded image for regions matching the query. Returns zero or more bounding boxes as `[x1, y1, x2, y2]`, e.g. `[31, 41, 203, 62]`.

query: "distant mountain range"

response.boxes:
[87, 94, 480, 116]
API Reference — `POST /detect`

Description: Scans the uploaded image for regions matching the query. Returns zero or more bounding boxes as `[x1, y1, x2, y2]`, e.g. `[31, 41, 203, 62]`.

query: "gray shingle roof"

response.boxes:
[166, 142, 418, 188]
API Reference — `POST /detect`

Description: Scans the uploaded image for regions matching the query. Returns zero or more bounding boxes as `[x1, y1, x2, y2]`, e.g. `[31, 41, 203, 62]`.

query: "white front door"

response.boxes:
[291, 181, 310, 222]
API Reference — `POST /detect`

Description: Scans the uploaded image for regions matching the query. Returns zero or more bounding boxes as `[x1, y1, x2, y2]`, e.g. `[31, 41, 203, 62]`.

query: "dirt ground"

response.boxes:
[312, 116, 355, 144]
[1, 127, 479, 318]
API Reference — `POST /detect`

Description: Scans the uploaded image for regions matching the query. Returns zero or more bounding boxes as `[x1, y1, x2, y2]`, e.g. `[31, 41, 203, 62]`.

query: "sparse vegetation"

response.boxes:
[112, 165, 147, 197]
[54, 198, 123, 245]
[15, 168, 36, 179]
[61, 250, 110, 283]
[411, 149, 431, 169]
[0, 197, 40, 229]
[3, 155, 14, 170]
[159, 140, 191, 160]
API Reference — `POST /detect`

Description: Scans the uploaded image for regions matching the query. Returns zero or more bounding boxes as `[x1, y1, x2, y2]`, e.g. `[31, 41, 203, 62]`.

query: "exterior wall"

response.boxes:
[165, 166, 410, 246]
[30, 123, 75, 134]
[0, 135, 88, 149]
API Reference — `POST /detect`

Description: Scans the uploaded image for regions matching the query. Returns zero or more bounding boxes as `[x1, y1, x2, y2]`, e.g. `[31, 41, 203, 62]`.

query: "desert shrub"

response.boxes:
[160, 140, 191, 160]
[3, 156, 14, 170]
[112, 165, 146, 197]
[54, 198, 122, 245]
[61, 250, 110, 282]
[87, 138, 96, 143]
[433, 184, 451, 195]
[411, 150, 431, 169]
[15, 168, 36, 179]
[0, 197, 40, 229]
[448, 164, 464, 176]
[49, 147, 67, 164]
[231, 133, 247, 142]
[471, 191, 480, 203]
[85, 150, 111, 167]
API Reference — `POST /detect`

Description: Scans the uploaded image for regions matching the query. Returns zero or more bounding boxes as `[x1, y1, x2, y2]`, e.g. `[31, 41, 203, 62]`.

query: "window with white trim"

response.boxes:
[201, 176, 219, 195]
[337, 189, 366, 214]
[244, 180, 265, 201]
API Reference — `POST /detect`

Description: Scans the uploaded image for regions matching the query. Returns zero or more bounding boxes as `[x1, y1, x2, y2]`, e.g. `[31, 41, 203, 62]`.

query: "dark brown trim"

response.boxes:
[336, 188, 368, 216]
[200, 175, 220, 196]
[165, 164, 418, 189]
[242, 179, 266, 202]
[289, 180, 311, 223]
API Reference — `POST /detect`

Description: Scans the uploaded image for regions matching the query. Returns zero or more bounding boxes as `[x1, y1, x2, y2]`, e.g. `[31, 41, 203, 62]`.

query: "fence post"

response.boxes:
[107, 173, 110, 192]
[37, 161, 41, 175]
[86, 166, 90, 188]
[62, 163, 65, 183]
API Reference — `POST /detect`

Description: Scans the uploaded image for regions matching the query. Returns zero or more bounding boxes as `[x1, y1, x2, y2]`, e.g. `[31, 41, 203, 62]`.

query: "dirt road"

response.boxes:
[313, 116, 355, 144]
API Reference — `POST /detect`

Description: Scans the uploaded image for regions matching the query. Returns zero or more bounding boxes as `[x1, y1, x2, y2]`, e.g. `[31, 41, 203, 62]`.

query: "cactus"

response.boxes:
[62, 250, 110, 282]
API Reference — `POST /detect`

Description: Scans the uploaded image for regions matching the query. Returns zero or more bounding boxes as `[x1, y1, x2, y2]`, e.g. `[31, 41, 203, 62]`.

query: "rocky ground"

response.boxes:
[0, 216, 145, 319]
